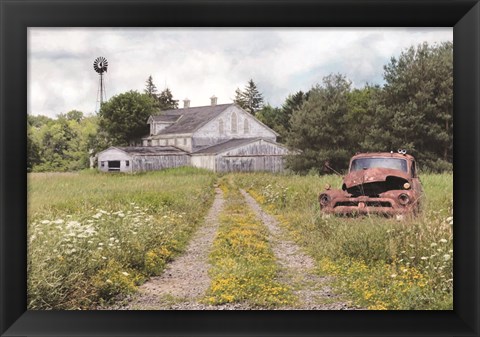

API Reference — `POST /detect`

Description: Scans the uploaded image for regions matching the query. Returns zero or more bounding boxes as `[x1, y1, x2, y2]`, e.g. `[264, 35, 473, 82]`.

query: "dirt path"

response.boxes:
[121, 187, 251, 310]
[240, 189, 357, 310]
[114, 186, 356, 310]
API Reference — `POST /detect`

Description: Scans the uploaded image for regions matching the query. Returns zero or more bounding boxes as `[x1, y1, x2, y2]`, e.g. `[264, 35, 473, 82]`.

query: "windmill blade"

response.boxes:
[93, 56, 108, 74]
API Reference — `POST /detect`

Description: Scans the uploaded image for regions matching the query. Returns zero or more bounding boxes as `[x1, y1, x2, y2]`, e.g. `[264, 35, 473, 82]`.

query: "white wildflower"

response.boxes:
[66, 221, 81, 228]
[98, 242, 104, 246]
[443, 254, 451, 261]
[53, 219, 64, 224]
[421, 256, 428, 260]
[121, 272, 129, 276]
[390, 274, 397, 278]
[439, 238, 448, 243]
[101, 256, 107, 260]
[40, 220, 50, 224]
[431, 243, 437, 247]
[106, 279, 113, 284]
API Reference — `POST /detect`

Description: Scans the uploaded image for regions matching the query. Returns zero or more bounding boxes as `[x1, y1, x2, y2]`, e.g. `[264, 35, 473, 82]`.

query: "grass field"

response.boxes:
[27, 169, 452, 310]
[232, 173, 453, 309]
[27, 168, 216, 309]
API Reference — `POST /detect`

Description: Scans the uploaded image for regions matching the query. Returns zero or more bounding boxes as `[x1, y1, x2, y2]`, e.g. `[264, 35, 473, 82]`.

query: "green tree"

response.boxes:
[27, 126, 41, 172]
[345, 85, 382, 152]
[234, 79, 264, 114]
[255, 104, 284, 136]
[255, 91, 309, 140]
[365, 42, 453, 171]
[144, 75, 158, 98]
[286, 74, 352, 173]
[65, 110, 84, 123]
[157, 88, 178, 110]
[98, 90, 156, 146]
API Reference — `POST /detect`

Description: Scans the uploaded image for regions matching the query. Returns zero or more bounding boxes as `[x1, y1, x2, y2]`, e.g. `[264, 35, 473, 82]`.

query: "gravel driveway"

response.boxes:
[114, 186, 359, 310]
[241, 189, 358, 310]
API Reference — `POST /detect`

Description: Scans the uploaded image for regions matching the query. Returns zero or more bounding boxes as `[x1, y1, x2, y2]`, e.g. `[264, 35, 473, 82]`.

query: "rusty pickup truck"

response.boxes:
[319, 151, 423, 219]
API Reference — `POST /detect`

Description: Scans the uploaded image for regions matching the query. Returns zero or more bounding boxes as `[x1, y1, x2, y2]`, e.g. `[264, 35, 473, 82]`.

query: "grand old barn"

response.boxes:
[98, 97, 289, 173]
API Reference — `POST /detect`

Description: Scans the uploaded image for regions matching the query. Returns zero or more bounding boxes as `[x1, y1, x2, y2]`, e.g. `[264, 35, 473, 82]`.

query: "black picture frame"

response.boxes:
[1, 0, 479, 336]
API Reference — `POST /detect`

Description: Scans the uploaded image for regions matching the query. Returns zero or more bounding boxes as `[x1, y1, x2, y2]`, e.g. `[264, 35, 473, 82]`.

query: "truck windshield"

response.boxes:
[350, 158, 408, 172]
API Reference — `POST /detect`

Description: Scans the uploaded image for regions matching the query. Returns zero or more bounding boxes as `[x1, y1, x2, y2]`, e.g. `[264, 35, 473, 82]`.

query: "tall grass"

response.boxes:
[232, 172, 453, 309]
[27, 168, 216, 309]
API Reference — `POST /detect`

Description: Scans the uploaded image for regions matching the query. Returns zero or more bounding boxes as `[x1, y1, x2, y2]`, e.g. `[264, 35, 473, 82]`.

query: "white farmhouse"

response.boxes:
[98, 97, 289, 173]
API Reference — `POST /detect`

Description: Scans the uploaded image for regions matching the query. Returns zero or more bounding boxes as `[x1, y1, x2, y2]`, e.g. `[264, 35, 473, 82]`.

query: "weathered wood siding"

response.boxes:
[216, 140, 288, 173]
[217, 156, 285, 172]
[192, 106, 277, 150]
[191, 155, 216, 171]
[97, 148, 133, 173]
[143, 136, 193, 152]
[131, 155, 190, 172]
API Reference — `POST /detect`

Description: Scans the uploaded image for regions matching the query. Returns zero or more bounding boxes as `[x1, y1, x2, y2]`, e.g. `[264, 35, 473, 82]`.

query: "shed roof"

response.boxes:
[148, 114, 182, 123]
[192, 138, 272, 155]
[148, 103, 233, 135]
[114, 146, 187, 156]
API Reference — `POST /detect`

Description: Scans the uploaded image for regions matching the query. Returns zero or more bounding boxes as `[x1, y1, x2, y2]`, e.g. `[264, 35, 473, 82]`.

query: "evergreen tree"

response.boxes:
[144, 75, 158, 98]
[158, 88, 179, 110]
[280, 90, 310, 132]
[234, 79, 264, 114]
[286, 74, 352, 173]
[365, 42, 453, 171]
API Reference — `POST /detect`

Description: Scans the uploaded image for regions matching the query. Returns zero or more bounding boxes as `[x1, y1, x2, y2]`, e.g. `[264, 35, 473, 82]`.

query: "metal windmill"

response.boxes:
[93, 56, 108, 112]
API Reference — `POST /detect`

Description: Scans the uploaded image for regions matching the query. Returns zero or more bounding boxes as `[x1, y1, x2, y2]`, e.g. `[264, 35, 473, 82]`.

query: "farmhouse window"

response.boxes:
[231, 112, 238, 133]
[219, 118, 224, 134]
[244, 119, 250, 134]
[125, 160, 129, 167]
[100, 161, 105, 167]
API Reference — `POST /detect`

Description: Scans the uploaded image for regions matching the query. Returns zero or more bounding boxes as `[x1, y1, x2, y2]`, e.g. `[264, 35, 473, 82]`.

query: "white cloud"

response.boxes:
[28, 27, 452, 117]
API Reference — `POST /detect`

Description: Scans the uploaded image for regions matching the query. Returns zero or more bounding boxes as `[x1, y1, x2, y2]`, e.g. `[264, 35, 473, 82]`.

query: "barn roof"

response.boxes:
[191, 138, 287, 155]
[148, 103, 233, 135]
[148, 114, 182, 123]
[114, 146, 187, 156]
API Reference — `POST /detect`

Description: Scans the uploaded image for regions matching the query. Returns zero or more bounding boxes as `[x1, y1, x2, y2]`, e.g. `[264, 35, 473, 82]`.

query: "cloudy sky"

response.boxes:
[28, 27, 452, 118]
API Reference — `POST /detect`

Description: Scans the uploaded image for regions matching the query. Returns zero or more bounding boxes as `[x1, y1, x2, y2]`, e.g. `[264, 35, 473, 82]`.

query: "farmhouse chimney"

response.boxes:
[183, 98, 190, 109]
[210, 95, 217, 106]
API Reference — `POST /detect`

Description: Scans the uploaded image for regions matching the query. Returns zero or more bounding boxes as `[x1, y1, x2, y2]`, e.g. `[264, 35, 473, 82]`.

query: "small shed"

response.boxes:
[97, 146, 190, 173]
[191, 138, 289, 173]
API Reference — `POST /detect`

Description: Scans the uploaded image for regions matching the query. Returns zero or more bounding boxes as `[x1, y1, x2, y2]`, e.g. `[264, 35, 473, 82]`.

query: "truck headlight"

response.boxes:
[319, 193, 331, 207]
[398, 193, 410, 205]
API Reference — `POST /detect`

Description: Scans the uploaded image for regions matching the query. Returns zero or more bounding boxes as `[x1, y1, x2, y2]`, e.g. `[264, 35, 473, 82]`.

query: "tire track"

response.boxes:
[240, 189, 359, 310]
[121, 188, 228, 309]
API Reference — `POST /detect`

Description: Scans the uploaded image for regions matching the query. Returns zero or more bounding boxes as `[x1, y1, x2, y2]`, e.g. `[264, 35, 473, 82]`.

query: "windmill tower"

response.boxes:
[93, 56, 108, 112]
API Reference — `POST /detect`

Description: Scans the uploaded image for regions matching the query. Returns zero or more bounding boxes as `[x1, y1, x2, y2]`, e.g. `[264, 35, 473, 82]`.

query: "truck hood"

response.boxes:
[343, 168, 410, 189]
